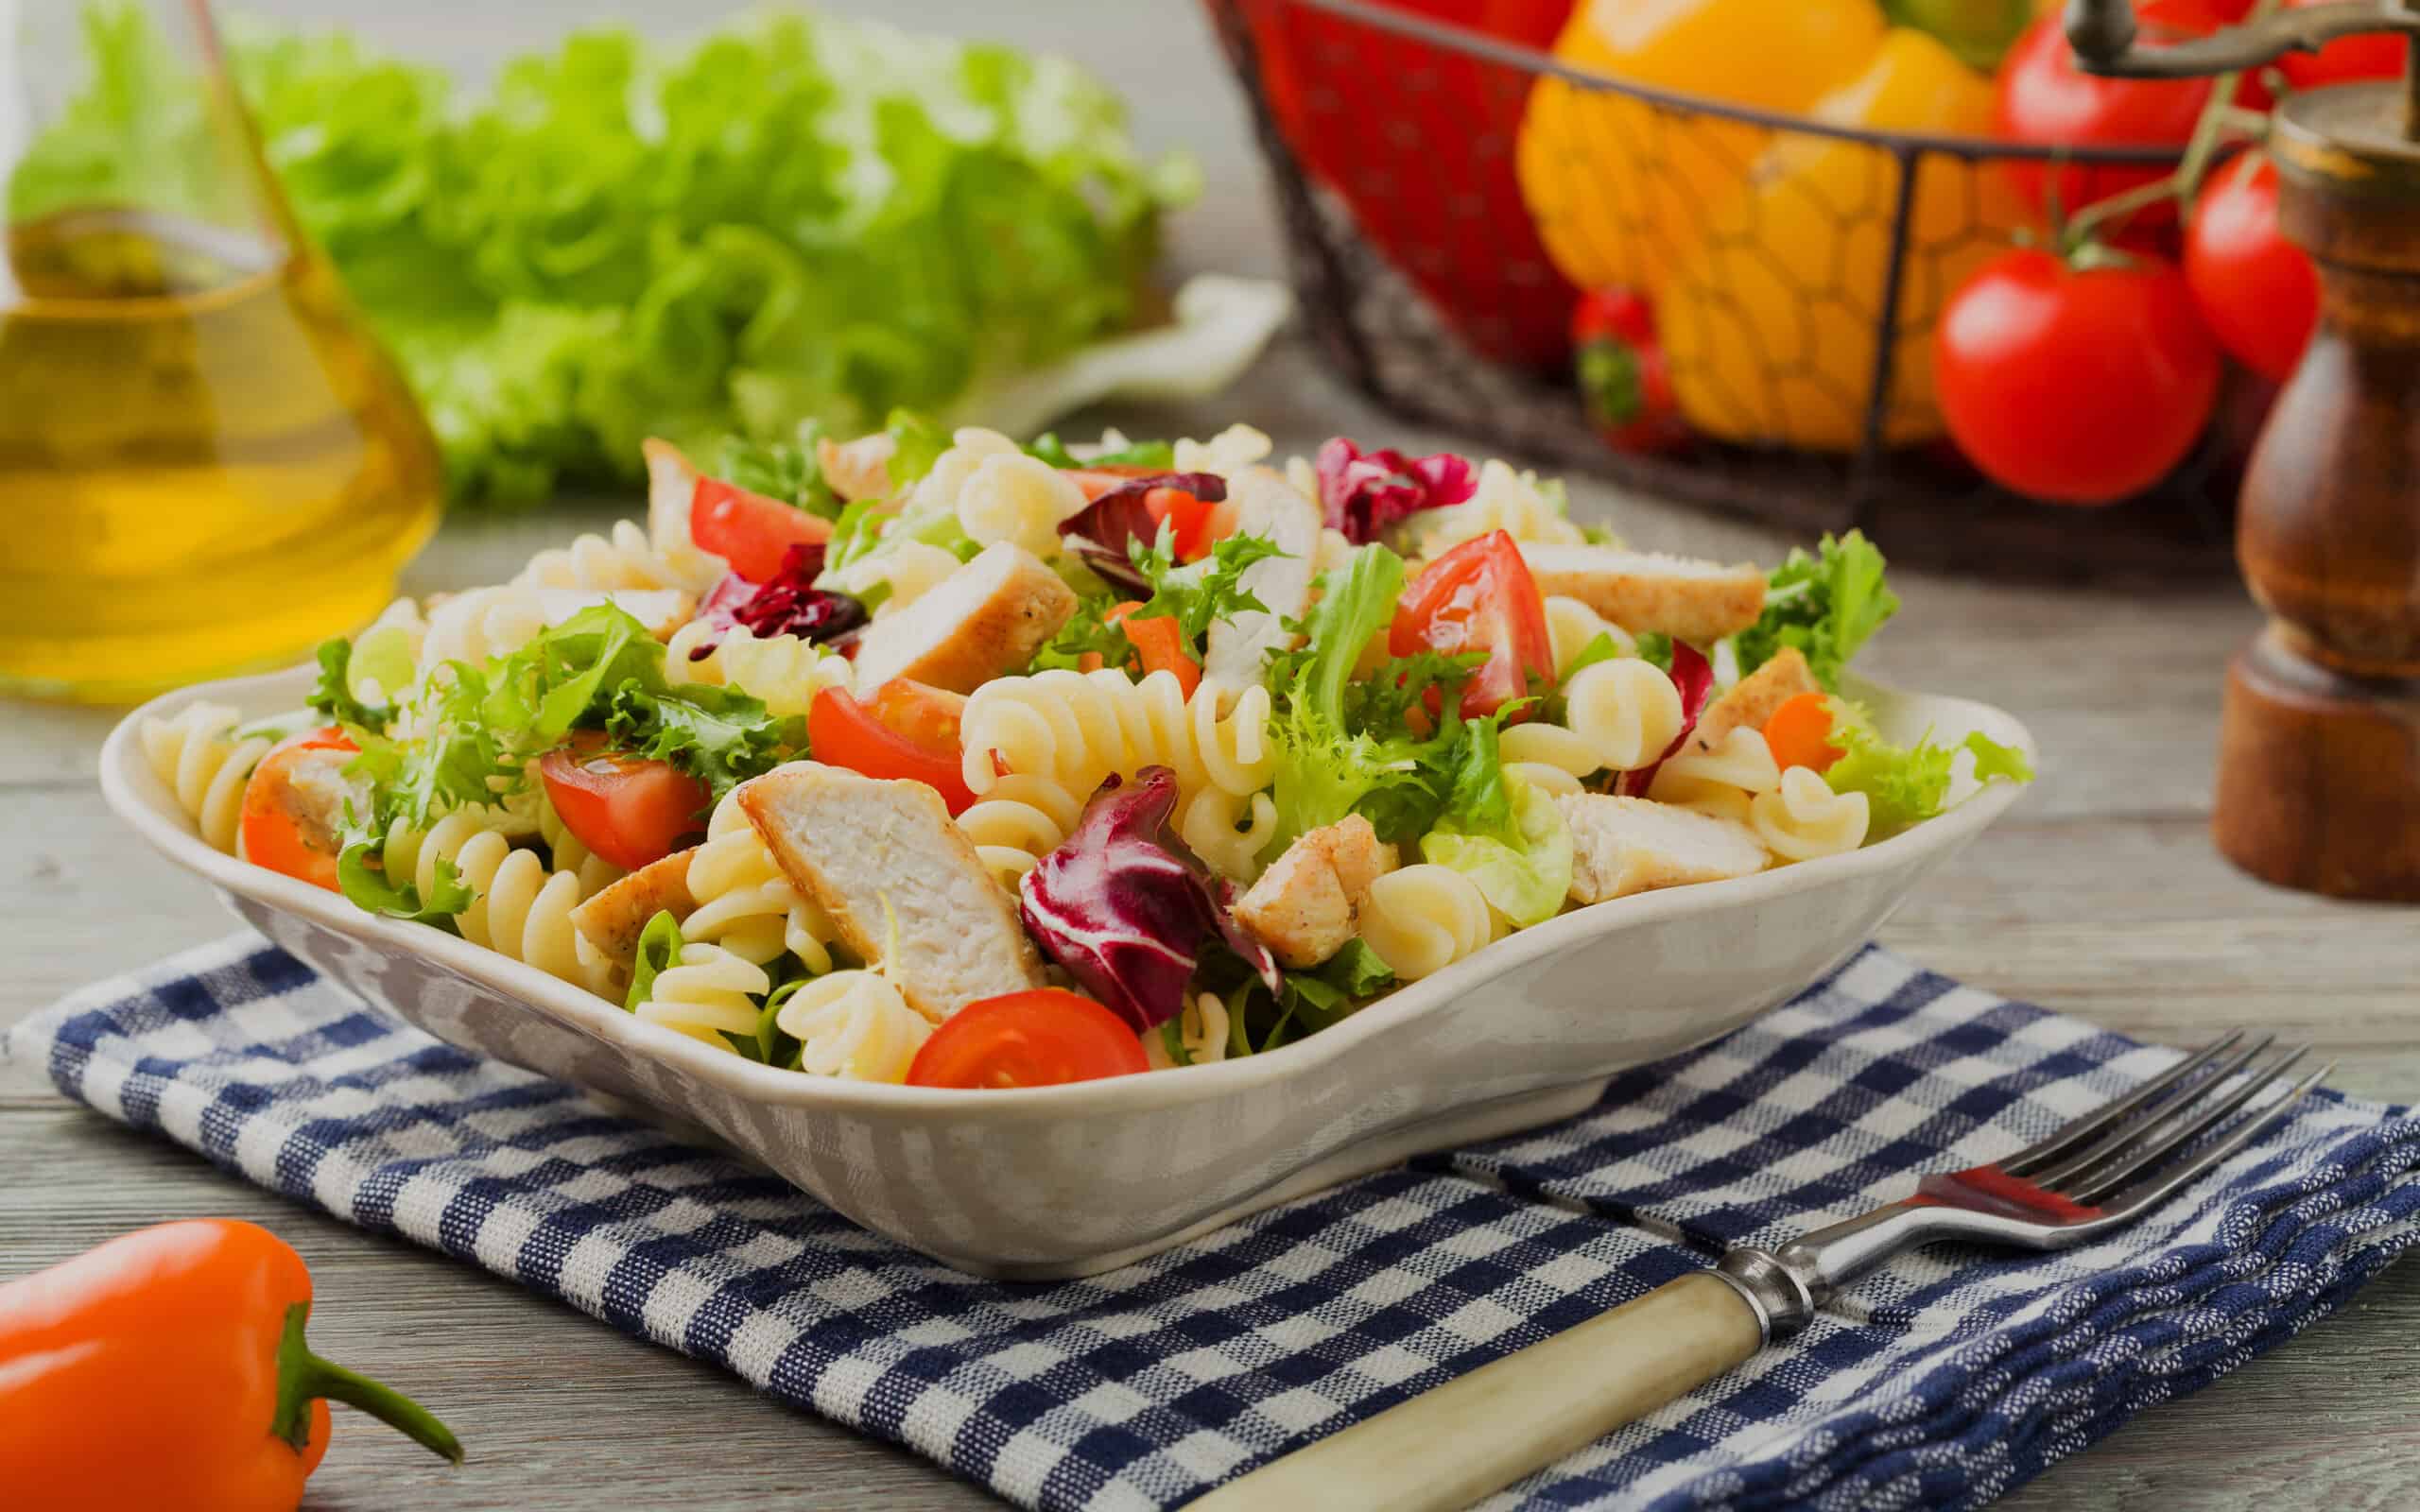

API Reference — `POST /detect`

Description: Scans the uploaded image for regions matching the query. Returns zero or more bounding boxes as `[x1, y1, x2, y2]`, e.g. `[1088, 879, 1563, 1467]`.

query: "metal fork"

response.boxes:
[1194, 1032, 2330, 1512]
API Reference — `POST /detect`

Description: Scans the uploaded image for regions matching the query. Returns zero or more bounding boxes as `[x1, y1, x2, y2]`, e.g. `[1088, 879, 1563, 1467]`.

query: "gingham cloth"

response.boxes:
[9, 936, 2417, 1510]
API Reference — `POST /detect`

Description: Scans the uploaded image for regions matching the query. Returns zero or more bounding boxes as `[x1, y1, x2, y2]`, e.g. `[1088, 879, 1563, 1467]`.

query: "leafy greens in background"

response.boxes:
[14, 5, 1196, 507]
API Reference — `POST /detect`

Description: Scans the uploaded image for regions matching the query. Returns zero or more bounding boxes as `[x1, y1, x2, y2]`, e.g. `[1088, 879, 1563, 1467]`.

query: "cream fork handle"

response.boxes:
[1190, 1271, 1762, 1512]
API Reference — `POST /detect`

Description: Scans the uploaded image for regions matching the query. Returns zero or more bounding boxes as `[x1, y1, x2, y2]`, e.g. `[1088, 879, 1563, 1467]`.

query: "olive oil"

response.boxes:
[0, 207, 441, 702]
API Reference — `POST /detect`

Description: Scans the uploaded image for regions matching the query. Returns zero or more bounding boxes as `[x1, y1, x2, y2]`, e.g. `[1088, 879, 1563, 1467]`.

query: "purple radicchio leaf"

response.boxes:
[1055, 472, 1229, 595]
[1617, 639, 1716, 796]
[1017, 765, 1281, 1033]
[1314, 438, 1478, 545]
[683, 542, 867, 661]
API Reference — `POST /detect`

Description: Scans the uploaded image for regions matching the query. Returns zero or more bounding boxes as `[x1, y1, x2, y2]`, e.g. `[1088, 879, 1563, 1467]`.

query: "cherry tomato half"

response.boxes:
[807, 680, 977, 814]
[2186, 152, 2320, 386]
[1934, 248, 2221, 507]
[1390, 529, 1554, 720]
[537, 732, 713, 871]
[904, 989, 1150, 1090]
[1995, 0, 2268, 230]
[1067, 468, 1220, 560]
[239, 727, 359, 891]
[689, 475, 833, 584]
[2276, 0, 2409, 89]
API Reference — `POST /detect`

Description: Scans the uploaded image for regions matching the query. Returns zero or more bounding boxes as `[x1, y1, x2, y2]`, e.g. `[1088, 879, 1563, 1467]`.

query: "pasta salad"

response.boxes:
[148, 419, 2030, 1089]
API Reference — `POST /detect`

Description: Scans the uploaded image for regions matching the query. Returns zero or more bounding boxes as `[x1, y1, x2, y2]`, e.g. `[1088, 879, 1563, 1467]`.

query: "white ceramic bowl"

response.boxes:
[101, 666, 2032, 1278]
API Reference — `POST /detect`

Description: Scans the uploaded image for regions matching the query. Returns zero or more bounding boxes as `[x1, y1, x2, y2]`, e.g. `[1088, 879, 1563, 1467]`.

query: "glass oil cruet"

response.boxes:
[0, 0, 441, 702]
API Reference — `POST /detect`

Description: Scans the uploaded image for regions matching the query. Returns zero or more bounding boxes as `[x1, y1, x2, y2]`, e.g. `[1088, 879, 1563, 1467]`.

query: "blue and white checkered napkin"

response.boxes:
[9, 936, 2418, 1510]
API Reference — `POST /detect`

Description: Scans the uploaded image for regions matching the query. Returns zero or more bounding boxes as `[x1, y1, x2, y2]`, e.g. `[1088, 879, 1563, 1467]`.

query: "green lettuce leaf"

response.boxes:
[1735, 531, 1899, 692]
[17, 7, 1193, 507]
[335, 838, 474, 924]
[1824, 713, 2034, 833]
[625, 909, 684, 1012]
[1421, 777, 1573, 927]
[306, 637, 392, 730]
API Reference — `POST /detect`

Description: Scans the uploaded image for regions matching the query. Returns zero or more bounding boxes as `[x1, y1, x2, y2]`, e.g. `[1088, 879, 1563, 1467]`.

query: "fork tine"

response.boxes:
[2003, 1030, 2249, 1178]
[2067, 1045, 2316, 1205]
[2025, 1034, 2273, 1189]
[2096, 1061, 2333, 1215]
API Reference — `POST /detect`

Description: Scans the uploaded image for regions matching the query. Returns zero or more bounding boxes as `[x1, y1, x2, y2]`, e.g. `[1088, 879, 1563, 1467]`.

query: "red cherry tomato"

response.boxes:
[537, 732, 713, 870]
[239, 728, 358, 891]
[1390, 529, 1554, 720]
[1935, 248, 2221, 507]
[806, 681, 977, 814]
[1996, 0, 2269, 229]
[2186, 153, 2321, 385]
[689, 476, 833, 583]
[1572, 288, 1689, 456]
[904, 989, 1150, 1090]
[2276, 0, 2409, 88]
[1066, 469, 1221, 560]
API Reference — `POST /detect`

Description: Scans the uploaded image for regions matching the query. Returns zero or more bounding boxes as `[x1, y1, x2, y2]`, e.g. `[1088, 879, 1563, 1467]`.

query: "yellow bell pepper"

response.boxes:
[1515, 2, 2030, 450]
[1660, 27, 2025, 449]
[1515, 0, 1887, 298]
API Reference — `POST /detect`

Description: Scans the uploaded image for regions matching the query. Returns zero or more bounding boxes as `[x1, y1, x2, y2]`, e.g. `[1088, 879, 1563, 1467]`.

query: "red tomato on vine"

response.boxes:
[1934, 249, 2221, 507]
[2186, 153, 2320, 385]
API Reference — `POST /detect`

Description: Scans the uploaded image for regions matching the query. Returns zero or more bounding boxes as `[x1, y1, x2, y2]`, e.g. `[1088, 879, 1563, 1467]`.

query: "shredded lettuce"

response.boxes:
[1421, 776, 1572, 928]
[1824, 711, 2033, 833]
[1734, 531, 1899, 692]
[14, 7, 1193, 507]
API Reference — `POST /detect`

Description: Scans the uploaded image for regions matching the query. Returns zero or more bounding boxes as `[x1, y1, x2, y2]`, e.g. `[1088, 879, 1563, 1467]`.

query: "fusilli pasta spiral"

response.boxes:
[665, 622, 853, 718]
[957, 452, 1087, 558]
[1649, 727, 1782, 823]
[515, 518, 721, 595]
[1416, 460, 1586, 556]
[835, 541, 960, 618]
[775, 969, 933, 1082]
[1750, 767, 1871, 863]
[420, 583, 553, 673]
[1173, 423, 1272, 476]
[1543, 595, 1635, 678]
[141, 703, 271, 853]
[910, 426, 1020, 513]
[380, 810, 603, 990]
[683, 785, 840, 971]
[1144, 991, 1235, 1069]
[536, 799, 626, 899]
[957, 772, 1083, 889]
[1179, 785, 1280, 884]
[1358, 864, 1499, 981]
[633, 943, 769, 1045]
[959, 668, 1219, 801]
[1500, 659, 1684, 786]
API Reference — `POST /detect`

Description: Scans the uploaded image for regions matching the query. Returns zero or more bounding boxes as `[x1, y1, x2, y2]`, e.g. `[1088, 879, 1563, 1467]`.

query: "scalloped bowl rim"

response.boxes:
[101, 664, 2034, 1122]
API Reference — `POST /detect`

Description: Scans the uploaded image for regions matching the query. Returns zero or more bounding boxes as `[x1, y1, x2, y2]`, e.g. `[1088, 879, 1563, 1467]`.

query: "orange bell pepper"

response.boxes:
[1, 1219, 462, 1512]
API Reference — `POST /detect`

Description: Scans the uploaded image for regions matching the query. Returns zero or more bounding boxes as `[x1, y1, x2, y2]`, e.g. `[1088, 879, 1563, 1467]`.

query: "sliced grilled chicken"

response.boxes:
[1233, 816, 1398, 969]
[1558, 793, 1769, 903]
[1518, 543, 1768, 644]
[738, 763, 1044, 1020]
[850, 542, 1077, 696]
[1689, 646, 1821, 756]
[568, 847, 700, 1000]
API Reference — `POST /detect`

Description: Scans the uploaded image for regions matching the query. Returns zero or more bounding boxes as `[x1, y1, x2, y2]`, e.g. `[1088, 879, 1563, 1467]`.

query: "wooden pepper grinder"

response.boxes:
[2069, 0, 2420, 899]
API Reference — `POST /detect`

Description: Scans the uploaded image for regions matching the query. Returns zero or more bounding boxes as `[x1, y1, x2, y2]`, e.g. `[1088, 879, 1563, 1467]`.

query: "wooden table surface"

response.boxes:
[7, 2, 2417, 1507]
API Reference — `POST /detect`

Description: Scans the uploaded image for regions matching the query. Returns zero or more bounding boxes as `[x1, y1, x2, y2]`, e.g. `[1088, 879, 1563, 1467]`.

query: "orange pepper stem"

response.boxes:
[272, 1303, 464, 1466]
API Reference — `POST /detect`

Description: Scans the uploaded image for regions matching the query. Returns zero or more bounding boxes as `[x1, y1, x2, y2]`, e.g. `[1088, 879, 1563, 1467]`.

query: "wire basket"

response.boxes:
[1206, 0, 2251, 580]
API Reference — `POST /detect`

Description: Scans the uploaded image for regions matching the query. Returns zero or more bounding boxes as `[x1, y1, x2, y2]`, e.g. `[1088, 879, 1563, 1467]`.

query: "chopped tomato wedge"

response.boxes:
[1067, 468, 1219, 559]
[1762, 692, 1843, 774]
[904, 989, 1150, 1089]
[1389, 529, 1554, 721]
[807, 681, 977, 814]
[239, 728, 359, 891]
[689, 475, 833, 583]
[1105, 602, 1201, 696]
[537, 732, 713, 870]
